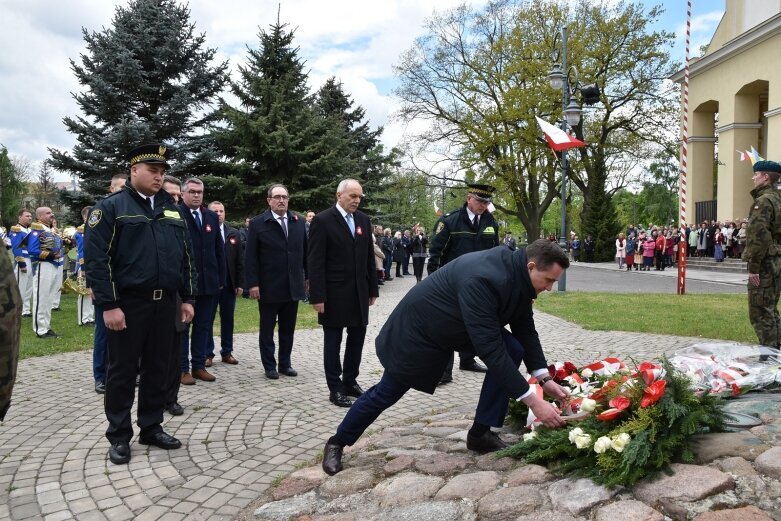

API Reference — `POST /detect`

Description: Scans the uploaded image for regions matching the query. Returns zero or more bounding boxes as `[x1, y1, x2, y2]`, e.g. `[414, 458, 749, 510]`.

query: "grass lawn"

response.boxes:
[535, 292, 757, 344]
[19, 292, 319, 360]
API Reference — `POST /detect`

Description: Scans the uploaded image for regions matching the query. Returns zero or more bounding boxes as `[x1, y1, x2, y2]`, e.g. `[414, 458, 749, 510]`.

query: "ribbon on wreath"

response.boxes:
[582, 357, 626, 376]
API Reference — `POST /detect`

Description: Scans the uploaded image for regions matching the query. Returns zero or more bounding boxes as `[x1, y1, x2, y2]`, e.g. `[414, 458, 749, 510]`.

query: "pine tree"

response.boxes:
[48, 0, 228, 202]
[220, 22, 351, 215]
[0, 147, 26, 229]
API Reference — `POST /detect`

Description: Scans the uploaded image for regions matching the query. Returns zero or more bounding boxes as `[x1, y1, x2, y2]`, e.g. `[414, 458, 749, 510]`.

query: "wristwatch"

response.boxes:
[537, 375, 553, 385]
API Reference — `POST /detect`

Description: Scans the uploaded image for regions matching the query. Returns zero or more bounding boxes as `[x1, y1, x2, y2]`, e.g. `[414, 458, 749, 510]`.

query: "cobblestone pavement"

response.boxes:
[0, 271, 732, 521]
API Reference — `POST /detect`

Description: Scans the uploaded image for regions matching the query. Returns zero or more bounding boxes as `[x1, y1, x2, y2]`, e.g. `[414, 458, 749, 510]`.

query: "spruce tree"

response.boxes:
[0, 147, 25, 229]
[220, 22, 355, 215]
[48, 0, 228, 202]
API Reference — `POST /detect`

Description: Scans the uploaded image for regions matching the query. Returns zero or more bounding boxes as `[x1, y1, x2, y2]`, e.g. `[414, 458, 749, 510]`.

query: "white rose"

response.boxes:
[568, 427, 584, 443]
[594, 436, 612, 454]
[611, 432, 631, 452]
[574, 433, 592, 450]
[580, 398, 597, 413]
[523, 431, 537, 442]
[581, 368, 594, 378]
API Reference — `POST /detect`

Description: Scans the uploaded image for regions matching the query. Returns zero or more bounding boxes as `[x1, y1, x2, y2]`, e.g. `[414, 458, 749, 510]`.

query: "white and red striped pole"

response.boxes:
[677, 0, 692, 295]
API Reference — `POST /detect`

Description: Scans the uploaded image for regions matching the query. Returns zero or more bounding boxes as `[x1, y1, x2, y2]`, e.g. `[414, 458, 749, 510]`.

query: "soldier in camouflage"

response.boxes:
[0, 246, 22, 421]
[743, 160, 781, 359]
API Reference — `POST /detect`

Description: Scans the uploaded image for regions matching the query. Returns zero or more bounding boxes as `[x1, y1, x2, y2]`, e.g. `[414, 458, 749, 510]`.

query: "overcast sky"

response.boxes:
[0, 0, 723, 180]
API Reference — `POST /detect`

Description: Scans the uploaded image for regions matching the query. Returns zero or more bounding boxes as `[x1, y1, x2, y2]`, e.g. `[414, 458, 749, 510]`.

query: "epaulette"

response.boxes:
[10, 225, 22, 232]
[30, 222, 44, 230]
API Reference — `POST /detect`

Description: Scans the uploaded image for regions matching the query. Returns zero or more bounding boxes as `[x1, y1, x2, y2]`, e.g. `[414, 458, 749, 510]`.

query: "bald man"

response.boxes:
[27, 207, 64, 337]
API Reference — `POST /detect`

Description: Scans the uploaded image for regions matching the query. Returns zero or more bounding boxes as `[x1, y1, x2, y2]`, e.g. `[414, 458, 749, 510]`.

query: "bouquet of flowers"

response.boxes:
[501, 359, 724, 487]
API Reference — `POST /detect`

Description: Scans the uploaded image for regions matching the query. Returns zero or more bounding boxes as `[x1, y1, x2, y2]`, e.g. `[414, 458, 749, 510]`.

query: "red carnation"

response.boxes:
[640, 380, 667, 408]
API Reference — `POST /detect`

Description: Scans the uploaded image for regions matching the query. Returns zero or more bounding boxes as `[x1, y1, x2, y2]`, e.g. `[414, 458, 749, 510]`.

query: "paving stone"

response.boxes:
[372, 472, 445, 508]
[594, 500, 663, 521]
[319, 467, 376, 498]
[414, 453, 472, 475]
[370, 499, 476, 521]
[754, 446, 781, 478]
[289, 465, 328, 483]
[475, 454, 516, 471]
[692, 432, 771, 463]
[633, 463, 735, 503]
[717, 456, 757, 476]
[504, 464, 551, 485]
[253, 490, 324, 521]
[383, 455, 414, 475]
[435, 471, 499, 500]
[513, 512, 578, 521]
[548, 478, 618, 515]
[477, 485, 543, 521]
[692, 505, 774, 521]
[271, 477, 318, 501]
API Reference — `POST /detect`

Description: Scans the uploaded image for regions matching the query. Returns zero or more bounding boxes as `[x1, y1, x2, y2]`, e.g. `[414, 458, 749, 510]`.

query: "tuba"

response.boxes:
[63, 272, 91, 296]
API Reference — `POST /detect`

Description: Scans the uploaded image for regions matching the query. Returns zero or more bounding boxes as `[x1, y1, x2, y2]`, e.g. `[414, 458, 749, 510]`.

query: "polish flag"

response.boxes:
[434, 201, 442, 216]
[737, 149, 750, 161]
[535, 116, 586, 152]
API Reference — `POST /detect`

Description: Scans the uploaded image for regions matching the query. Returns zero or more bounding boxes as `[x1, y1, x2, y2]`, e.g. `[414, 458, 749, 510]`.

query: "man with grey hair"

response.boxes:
[179, 177, 225, 384]
[308, 179, 379, 407]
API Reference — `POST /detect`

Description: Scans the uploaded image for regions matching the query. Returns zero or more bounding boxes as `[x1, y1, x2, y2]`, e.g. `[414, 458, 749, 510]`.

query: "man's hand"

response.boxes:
[312, 302, 325, 314]
[541, 380, 570, 401]
[235, 287, 243, 296]
[522, 394, 566, 428]
[369, 297, 377, 306]
[180, 303, 194, 324]
[249, 286, 260, 299]
[103, 308, 126, 331]
[749, 272, 760, 287]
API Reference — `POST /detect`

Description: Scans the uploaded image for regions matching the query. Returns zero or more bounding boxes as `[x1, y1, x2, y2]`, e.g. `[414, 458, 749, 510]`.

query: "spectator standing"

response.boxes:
[392, 231, 405, 278]
[642, 234, 655, 270]
[570, 234, 580, 262]
[624, 234, 636, 271]
[381, 228, 394, 281]
[402, 229, 412, 275]
[584, 235, 595, 262]
[615, 233, 626, 269]
[411, 224, 428, 282]
[503, 231, 517, 251]
[713, 225, 725, 262]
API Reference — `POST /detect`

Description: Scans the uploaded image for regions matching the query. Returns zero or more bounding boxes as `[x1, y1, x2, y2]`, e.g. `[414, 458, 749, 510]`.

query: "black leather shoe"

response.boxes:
[166, 402, 184, 416]
[438, 374, 453, 385]
[139, 431, 182, 450]
[108, 441, 131, 464]
[95, 381, 106, 394]
[343, 383, 363, 398]
[280, 367, 298, 377]
[322, 441, 344, 475]
[466, 431, 508, 454]
[329, 391, 352, 407]
[265, 369, 280, 380]
[36, 330, 60, 338]
[459, 361, 488, 373]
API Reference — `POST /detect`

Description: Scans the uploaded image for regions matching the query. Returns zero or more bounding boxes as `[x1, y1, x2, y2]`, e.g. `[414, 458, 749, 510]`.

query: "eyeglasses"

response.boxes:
[186, 190, 203, 196]
[269, 195, 289, 201]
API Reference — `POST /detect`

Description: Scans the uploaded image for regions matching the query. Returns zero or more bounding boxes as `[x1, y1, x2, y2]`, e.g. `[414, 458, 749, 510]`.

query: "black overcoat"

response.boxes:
[376, 246, 547, 397]
[223, 224, 245, 291]
[244, 209, 307, 303]
[307, 205, 379, 327]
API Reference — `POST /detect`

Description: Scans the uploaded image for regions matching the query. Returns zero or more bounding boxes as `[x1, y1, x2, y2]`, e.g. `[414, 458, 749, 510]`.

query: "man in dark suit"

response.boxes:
[245, 184, 307, 379]
[308, 179, 379, 407]
[206, 201, 244, 366]
[179, 178, 225, 384]
[321, 240, 571, 475]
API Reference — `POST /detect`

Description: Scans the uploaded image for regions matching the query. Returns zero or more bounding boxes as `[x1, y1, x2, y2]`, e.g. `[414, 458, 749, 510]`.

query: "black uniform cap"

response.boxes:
[467, 183, 496, 202]
[126, 143, 171, 169]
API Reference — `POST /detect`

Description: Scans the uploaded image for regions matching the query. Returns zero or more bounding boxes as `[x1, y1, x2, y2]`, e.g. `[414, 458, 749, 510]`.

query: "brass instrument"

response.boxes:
[63, 272, 91, 296]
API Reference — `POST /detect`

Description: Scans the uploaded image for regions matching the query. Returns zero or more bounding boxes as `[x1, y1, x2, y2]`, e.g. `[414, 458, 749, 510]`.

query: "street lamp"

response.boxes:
[547, 26, 599, 291]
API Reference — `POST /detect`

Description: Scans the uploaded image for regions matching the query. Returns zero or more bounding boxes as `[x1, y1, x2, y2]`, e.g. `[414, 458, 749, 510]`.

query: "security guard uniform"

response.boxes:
[85, 144, 197, 449]
[744, 160, 781, 350]
[27, 221, 63, 336]
[73, 224, 95, 325]
[10, 224, 33, 316]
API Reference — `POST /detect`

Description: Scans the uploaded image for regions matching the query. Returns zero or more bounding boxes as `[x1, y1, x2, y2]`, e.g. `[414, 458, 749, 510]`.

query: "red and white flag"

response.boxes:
[535, 116, 586, 152]
[434, 201, 442, 216]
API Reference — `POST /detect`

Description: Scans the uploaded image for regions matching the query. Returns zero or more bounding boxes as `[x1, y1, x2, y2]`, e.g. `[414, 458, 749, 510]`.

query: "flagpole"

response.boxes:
[558, 26, 569, 292]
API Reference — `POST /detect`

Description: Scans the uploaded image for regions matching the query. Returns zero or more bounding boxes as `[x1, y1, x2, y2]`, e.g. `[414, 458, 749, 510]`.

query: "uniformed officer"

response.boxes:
[0, 242, 21, 421]
[73, 206, 95, 326]
[744, 159, 781, 361]
[428, 183, 500, 382]
[27, 207, 63, 338]
[10, 208, 34, 317]
[85, 144, 197, 465]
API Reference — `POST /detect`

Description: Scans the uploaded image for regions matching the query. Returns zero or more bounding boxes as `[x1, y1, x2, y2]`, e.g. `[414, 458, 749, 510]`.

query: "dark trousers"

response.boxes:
[165, 331, 182, 407]
[93, 304, 106, 383]
[383, 254, 393, 279]
[323, 325, 365, 393]
[335, 330, 524, 446]
[412, 257, 426, 281]
[206, 285, 237, 358]
[654, 250, 665, 270]
[105, 293, 176, 443]
[402, 252, 411, 274]
[259, 300, 298, 371]
[442, 351, 478, 377]
[180, 294, 218, 372]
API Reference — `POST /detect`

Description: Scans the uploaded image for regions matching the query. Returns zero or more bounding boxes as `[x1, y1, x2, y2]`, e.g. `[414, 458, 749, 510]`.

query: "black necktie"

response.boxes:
[193, 210, 202, 231]
[472, 215, 479, 228]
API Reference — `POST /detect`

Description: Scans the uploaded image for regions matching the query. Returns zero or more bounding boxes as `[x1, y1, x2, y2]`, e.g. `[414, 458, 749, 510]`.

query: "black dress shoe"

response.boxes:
[466, 431, 508, 454]
[343, 383, 363, 398]
[329, 391, 352, 407]
[166, 402, 184, 416]
[377, 280, 384, 285]
[459, 361, 488, 373]
[322, 441, 344, 475]
[36, 330, 60, 338]
[108, 441, 131, 464]
[280, 367, 298, 377]
[438, 374, 453, 385]
[95, 381, 106, 394]
[265, 369, 280, 380]
[139, 431, 182, 450]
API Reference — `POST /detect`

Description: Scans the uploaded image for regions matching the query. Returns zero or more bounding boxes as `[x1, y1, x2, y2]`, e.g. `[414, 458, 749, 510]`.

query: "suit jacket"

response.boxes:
[307, 205, 379, 327]
[376, 246, 546, 396]
[180, 204, 225, 296]
[245, 209, 307, 303]
[222, 224, 244, 291]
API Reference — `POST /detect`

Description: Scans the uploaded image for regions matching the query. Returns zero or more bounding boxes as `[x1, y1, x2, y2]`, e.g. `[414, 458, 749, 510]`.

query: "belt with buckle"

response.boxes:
[123, 289, 166, 300]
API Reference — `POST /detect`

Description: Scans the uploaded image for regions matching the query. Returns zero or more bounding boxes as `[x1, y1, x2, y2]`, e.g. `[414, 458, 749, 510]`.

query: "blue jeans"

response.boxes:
[93, 304, 106, 383]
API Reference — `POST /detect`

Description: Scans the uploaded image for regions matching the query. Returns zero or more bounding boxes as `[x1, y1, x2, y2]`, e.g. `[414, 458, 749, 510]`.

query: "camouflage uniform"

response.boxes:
[743, 183, 781, 347]
[0, 250, 22, 421]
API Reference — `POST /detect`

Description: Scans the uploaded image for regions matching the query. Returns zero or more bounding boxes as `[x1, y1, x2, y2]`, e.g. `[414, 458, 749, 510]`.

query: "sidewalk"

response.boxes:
[0, 274, 763, 521]
[572, 260, 748, 286]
